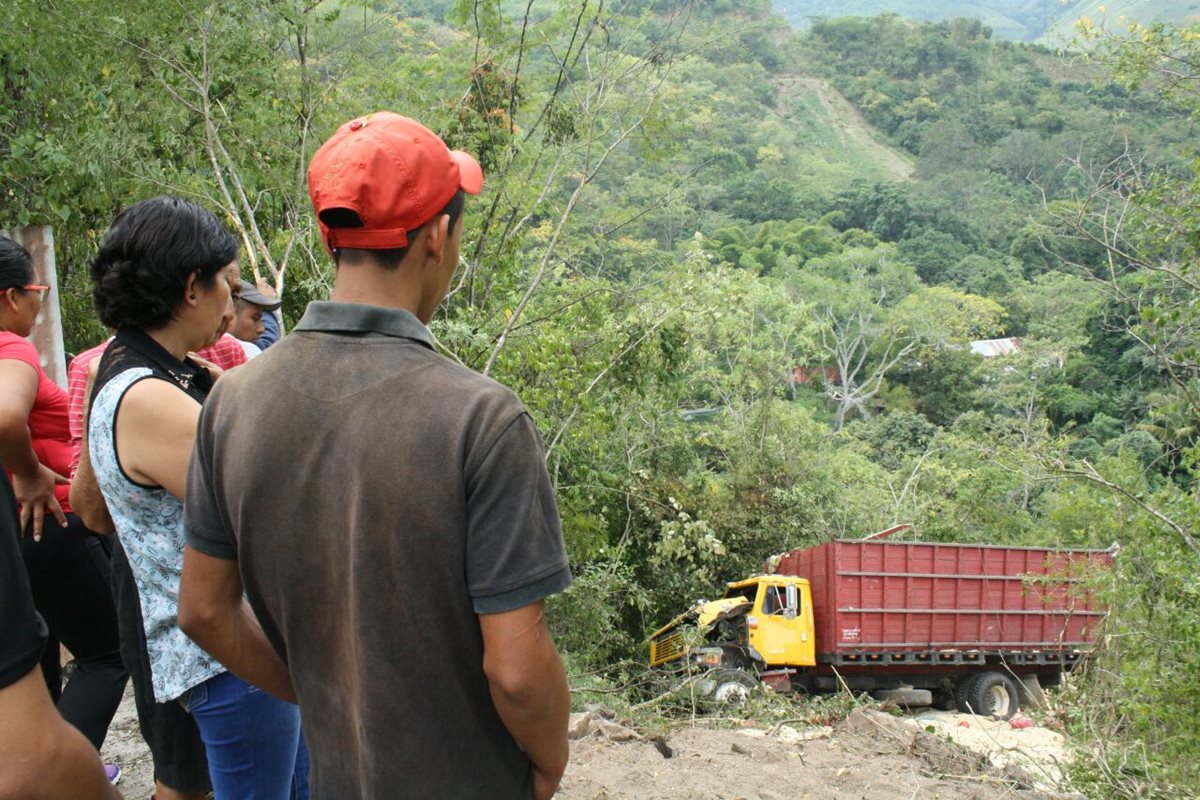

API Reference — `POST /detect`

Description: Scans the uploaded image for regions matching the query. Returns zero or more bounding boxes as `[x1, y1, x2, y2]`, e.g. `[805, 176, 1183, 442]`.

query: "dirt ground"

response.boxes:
[100, 689, 157, 798]
[101, 687, 1082, 799]
[558, 707, 1076, 800]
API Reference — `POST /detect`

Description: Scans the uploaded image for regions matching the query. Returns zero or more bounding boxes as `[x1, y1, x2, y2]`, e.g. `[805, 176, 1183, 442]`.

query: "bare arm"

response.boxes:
[0, 359, 67, 540]
[114, 379, 201, 500]
[70, 363, 115, 534]
[71, 435, 114, 534]
[479, 601, 570, 800]
[178, 545, 297, 703]
[0, 666, 122, 800]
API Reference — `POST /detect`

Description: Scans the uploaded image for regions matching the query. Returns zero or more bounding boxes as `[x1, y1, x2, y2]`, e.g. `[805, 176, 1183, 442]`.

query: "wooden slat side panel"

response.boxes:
[774, 540, 1111, 654]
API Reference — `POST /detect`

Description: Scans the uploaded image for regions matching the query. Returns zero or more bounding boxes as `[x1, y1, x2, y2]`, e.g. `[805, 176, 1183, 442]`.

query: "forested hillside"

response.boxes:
[771, 0, 1200, 41]
[3, 1, 1199, 796]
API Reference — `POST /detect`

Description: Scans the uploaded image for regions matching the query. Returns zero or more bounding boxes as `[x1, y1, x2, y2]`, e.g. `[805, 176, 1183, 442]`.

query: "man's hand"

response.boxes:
[178, 546, 297, 703]
[532, 766, 564, 800]
[13, 463, 68, 541]
[188, 353, 225, 383]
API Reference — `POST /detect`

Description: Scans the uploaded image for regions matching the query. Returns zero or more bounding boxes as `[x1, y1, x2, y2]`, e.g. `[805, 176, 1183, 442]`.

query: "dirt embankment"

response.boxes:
[559, 707, 1076, 799]
[103, 692, 1080, 799]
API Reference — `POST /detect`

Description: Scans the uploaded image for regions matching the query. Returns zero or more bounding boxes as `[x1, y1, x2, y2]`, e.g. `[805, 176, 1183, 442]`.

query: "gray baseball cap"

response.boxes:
[238, 280, 282, 311]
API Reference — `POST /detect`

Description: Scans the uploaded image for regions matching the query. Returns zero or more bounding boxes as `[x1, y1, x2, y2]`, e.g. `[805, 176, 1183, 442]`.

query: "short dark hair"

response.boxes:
[91, 196, 239, 330]
[332, 190, 466, 271]
[0, 237, 34, 290]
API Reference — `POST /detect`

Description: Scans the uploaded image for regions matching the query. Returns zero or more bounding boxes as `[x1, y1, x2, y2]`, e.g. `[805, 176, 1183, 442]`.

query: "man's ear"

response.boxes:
[421, 214, 450, 273]
[1, 288, 20, 313]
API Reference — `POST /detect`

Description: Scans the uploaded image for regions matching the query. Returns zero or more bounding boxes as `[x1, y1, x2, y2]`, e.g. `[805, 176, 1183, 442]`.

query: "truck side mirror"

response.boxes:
[784, 584, 799, 619]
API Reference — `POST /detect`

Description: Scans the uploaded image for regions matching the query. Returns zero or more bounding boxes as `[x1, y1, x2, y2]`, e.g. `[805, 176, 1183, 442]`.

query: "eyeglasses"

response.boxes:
[2, 284, 49, 301]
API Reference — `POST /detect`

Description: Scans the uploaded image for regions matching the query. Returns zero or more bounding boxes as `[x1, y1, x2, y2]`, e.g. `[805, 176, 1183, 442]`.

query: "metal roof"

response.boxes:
[970, 337, 1022, 358]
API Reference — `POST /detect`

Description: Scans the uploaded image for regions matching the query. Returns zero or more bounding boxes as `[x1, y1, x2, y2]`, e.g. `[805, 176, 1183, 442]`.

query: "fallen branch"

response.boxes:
[925, 773, 1019, 787]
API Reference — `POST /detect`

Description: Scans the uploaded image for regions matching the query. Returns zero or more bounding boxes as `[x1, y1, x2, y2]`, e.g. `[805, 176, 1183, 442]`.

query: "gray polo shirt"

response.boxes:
[185, 301, 571, 798]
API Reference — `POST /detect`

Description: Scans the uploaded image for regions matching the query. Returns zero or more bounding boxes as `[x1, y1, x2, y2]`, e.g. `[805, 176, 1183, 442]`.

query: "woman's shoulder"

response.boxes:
[119, 374, 200, 409]
[0, 331, 39, 366]
[97, 368, 198, 407]
[92, 367, 156, 413]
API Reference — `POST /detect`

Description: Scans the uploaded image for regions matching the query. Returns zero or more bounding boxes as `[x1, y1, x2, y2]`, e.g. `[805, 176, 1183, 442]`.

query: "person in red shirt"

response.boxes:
[0, 237, 127, 772]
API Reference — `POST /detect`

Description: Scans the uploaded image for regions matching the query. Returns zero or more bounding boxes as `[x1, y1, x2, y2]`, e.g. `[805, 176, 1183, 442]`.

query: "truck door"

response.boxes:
[751, 582, 814, 667]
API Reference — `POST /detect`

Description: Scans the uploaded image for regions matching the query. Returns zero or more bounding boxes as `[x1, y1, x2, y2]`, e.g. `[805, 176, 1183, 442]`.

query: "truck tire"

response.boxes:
[954, 674, 978, 713]
[712, 670, 757, 704]
[957, 672, 1019, 720]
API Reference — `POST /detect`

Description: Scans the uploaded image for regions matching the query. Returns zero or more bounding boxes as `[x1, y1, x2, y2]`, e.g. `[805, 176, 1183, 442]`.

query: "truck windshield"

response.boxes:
[721, 585, 755, 604]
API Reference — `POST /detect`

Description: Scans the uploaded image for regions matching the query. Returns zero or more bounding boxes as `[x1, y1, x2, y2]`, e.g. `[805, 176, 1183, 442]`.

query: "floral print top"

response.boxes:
[89, 367, 225, 702]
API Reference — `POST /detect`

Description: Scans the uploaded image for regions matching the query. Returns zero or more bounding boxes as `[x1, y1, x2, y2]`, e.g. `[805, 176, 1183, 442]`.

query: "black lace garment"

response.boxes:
[90, 328, 214, 415]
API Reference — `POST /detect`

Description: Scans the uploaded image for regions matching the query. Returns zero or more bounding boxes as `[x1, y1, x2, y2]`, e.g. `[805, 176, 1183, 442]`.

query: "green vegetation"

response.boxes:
[3, 1, 1199, 795]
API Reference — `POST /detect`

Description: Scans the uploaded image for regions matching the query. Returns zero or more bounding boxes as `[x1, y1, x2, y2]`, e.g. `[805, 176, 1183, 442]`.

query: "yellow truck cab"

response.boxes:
[649, 575, 816, 693]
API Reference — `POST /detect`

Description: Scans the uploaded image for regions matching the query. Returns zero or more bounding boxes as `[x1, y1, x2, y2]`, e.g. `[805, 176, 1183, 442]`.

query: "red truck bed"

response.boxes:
[774, 539, 1111, 666]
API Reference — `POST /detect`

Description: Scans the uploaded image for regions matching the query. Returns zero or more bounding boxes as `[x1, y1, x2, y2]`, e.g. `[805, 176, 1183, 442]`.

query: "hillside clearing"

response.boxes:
[774, 75, 915, 184]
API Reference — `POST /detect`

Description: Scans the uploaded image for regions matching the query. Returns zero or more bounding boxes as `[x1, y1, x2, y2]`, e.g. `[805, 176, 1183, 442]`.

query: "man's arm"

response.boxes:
[0, 666, 122, 800]
[178, 391, 293, 701]
[66, 354, 91, 480]
[177, 545, 297, 703]
[479, 601, 569, 800]
[70, 438, 114, 534]
[69, 362, 115, 534]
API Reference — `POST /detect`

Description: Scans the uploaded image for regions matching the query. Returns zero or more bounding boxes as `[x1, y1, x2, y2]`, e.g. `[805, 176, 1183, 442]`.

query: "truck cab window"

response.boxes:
[762, 586, 784, 615]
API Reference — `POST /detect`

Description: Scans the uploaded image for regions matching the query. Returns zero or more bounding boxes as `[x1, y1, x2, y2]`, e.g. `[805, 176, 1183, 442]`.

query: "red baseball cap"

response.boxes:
[307, 111, 483, 250]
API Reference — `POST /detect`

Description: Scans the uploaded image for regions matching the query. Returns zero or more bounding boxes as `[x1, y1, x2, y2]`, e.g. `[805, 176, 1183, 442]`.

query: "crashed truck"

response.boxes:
[648, 526, 1113, 718]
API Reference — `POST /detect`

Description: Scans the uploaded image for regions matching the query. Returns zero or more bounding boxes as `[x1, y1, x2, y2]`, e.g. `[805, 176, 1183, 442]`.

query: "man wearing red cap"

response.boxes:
[179, 112, 571, 799]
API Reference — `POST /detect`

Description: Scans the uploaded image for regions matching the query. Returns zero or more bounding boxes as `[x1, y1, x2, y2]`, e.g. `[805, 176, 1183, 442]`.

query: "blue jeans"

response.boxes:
[182, 671, 308, 799]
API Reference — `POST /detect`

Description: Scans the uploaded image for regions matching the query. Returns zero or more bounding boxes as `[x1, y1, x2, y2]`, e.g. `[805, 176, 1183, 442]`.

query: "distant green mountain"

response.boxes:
[771, 0, 1200, 41]
[1042, 0, 1200, 42]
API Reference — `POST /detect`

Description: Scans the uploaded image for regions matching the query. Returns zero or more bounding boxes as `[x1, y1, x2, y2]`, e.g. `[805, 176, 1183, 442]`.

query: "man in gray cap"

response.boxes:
[229, 280, 283, 358]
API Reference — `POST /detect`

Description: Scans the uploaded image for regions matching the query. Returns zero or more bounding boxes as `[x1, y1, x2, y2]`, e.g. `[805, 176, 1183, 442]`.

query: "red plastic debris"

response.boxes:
[958, 720, 970, 728]
[1009, 715, 1034, 729]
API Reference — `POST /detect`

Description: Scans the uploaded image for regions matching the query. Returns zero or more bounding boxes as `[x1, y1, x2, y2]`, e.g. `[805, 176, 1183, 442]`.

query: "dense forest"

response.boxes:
[3, 1, 1199, 796]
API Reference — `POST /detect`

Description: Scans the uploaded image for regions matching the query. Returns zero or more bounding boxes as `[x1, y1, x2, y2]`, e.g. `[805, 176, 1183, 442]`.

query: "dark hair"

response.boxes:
[0, 237, 34, 289]
[91, 196, 239, 330]
[333, 190, 466, 270]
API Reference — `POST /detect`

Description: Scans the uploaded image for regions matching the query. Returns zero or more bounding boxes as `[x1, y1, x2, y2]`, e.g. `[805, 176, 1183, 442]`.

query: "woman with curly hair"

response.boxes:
[81, 196, 305, 800]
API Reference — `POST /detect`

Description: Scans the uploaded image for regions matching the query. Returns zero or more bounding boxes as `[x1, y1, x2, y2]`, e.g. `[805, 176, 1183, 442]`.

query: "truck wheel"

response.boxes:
[959, 672, 1019, 720]
[954, 674, 979, 713]
[712, 670, 757, 704]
